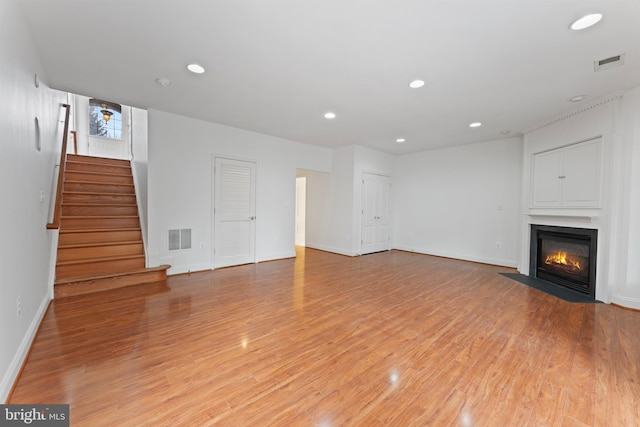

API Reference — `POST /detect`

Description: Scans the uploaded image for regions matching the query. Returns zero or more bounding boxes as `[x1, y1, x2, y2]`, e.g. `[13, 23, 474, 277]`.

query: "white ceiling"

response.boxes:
[19, 0, 640, 154]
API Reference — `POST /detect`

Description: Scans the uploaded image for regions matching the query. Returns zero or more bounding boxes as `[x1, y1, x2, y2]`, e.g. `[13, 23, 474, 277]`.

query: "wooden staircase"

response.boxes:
[54, 154, 169, 298]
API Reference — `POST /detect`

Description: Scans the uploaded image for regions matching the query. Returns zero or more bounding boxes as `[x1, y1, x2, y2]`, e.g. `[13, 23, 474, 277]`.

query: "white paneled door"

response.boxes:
[361, 173, 391, 255]
[214, 157, 256, 268]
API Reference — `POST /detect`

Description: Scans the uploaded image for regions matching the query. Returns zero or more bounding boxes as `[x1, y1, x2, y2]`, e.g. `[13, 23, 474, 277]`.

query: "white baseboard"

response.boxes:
[165, 252, 299, 275]
[610, 294, 640, 310]
[304, 243, 358, 257]
[1, 292, 51, 403]
[258, 251, 297, 262]
[166, 262, 213, 276]
[392, 245, 518, 268]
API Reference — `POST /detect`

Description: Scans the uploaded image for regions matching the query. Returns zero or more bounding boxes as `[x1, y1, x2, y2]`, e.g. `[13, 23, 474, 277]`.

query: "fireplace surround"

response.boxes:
[529, 225, 597, 299]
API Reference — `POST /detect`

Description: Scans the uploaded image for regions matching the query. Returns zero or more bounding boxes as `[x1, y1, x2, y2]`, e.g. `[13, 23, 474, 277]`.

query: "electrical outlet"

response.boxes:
[40, 190, 45, 204]
[496, 242, 501, 249]
[409, 233, 414, 239]
[17, 296, 22, 316]
[200, 242, 205, 249]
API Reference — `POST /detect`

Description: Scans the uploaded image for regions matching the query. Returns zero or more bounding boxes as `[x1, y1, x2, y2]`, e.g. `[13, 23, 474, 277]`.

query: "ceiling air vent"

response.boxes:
[594, 54, 625, 72]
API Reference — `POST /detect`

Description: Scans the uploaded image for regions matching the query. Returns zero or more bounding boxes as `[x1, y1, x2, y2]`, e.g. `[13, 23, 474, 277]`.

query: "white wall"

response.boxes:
[295, 177, 306, 246]
[131, 107, 149, 261]
[616, 87, 640, 306]
[147, 110, 331, 274]
[0, 0, 67, 402]
[72, 94, 89, 155]
[393, 137, 523, 267]
[303, 169, 333, 251]
[304, 146, 356, 255]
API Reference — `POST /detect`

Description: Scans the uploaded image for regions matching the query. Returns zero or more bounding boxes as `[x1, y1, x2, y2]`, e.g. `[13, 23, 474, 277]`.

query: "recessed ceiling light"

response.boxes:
[396, 138, 406, 143]
[324, 112, 336, 119]
[469, 122, 482, 128]
[570, 13, 603, 30]
[569, 95, 586, 102]
[187, 63, 205, 74]
[155, 77, 171, 87]
[409, 80, 425, 89]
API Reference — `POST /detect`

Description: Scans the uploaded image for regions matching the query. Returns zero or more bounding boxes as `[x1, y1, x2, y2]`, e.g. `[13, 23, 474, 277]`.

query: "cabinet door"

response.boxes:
[532, 149, 563, 207]
[562, 138, 602, 207]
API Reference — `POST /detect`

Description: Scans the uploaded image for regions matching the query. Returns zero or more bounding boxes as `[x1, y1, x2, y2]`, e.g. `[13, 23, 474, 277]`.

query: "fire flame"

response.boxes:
[545, 251, 581, 270]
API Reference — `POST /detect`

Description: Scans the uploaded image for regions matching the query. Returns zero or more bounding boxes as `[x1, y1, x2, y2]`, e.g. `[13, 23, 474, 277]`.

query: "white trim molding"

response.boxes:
[611, 294, 640, 311]
[523, 92, 625, 134]
[1, 294, 50, 403]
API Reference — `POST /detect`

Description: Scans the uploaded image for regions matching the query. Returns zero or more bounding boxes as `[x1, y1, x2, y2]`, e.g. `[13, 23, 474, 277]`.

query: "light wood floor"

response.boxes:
[10, 248, 640, 426]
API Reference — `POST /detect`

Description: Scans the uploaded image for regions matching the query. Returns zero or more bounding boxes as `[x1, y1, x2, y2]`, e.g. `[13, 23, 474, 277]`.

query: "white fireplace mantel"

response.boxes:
[525, 211, 600, 224]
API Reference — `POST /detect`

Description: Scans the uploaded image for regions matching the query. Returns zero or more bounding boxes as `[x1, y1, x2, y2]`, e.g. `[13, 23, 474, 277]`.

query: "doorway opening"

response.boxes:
[295, 174, 306, 247]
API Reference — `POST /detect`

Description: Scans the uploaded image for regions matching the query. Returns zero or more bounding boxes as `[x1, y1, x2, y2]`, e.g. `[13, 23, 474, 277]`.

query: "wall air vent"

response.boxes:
[168, 229, 192, 251]
[594, 54, 625, 72]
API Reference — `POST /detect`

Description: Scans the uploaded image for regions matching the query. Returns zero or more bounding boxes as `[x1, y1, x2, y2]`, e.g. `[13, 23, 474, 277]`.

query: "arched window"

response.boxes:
[89, 99, 122, 139]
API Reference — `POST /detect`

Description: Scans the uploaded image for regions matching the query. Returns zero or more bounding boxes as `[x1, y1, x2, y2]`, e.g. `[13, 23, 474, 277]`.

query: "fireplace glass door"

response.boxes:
[537, 235, 589, 289]
[530, 225, 597, 298]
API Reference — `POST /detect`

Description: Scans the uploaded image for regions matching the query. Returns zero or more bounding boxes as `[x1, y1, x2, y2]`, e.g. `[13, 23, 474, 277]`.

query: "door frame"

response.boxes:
[360, 171, 391, 255]
[211, 154, 258, 269]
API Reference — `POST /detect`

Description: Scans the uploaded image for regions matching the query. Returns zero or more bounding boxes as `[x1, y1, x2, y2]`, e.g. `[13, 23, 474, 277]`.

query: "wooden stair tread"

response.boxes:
[63, 191, 136, 196]
[56, 254, 145, 266]
[67, 154, 130, 164]
[61, 215, 139, 219]
[66, 168, 131, 176]
[64, 180, 134, 186]
[54, 265, 170, 285]
[58, 240, 143, 249]
[59, 227, 141, 234]
[61, 203, 138, 207]
[54, 265, 170, 298]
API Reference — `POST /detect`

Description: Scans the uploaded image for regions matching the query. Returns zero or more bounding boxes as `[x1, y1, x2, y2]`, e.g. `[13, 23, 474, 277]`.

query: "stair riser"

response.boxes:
[64, 182, 135, 194]
[57, 243, 144, 262]
[62, 193, 137, 205]
[65, 171, 133, 185]
[56, 257, 145, 278]
[67, 154, 130, 167]
[62, 205, 139, 217]
[59, 230, 142, 245]
[66, 161, 131, 175]
[61, 217, 140, 229]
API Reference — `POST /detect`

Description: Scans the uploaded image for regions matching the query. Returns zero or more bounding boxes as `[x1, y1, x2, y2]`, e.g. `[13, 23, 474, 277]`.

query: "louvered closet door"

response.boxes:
[214, 157, 256, 268]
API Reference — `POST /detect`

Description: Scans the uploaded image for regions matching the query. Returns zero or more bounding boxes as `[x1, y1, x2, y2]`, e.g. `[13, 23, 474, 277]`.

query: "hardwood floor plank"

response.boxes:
[9, 248, 640, 426]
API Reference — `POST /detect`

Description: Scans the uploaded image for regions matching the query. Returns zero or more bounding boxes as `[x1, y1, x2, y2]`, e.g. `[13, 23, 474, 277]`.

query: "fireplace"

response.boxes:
[529, 225, 597, 298]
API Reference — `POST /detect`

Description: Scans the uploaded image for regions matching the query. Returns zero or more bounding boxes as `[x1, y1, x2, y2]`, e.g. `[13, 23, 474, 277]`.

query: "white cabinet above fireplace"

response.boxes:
[531, 138, 602, 209]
